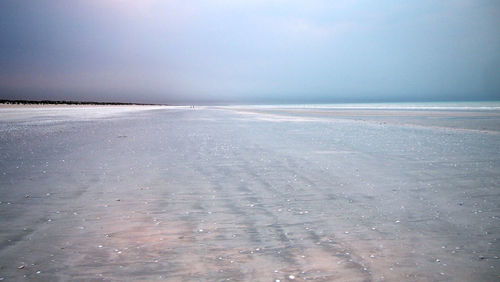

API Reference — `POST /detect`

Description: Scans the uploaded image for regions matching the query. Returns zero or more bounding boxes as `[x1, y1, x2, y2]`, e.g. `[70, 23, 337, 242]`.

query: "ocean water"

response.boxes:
[226, 101, 500, 110]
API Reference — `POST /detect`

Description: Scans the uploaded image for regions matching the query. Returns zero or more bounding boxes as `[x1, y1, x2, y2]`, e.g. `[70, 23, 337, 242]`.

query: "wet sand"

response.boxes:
[0, 105, 499, 281]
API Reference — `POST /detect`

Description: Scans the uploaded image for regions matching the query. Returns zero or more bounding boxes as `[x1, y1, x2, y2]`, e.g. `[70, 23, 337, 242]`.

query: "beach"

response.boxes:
[0, 104, 499, 281]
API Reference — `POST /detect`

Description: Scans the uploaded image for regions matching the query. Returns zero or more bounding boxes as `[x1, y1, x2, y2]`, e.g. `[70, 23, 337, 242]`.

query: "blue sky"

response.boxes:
[1, 0, 499, 104]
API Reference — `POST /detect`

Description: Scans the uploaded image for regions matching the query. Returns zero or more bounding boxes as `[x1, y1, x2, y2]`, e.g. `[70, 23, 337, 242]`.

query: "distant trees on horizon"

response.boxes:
[0, 99, 167, 106]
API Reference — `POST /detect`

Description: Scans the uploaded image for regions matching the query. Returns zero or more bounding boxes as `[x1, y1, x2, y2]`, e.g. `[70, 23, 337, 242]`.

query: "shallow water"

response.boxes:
[0, 105, 499, 281]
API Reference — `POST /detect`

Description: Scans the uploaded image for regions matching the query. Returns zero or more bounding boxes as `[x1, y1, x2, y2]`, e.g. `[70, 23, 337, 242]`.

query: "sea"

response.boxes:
[226, 101, 500, 111]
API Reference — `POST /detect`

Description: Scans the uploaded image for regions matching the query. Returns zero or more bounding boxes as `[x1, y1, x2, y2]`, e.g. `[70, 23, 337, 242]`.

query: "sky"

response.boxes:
[0, 0, 499, 104]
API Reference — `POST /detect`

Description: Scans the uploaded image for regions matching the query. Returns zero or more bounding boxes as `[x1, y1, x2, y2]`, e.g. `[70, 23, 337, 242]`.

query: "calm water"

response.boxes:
[226, 101, 500, 110]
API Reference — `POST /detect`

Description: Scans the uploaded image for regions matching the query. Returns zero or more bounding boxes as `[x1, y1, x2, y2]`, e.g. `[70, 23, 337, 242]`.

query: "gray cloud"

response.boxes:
[1, 0, 499, 104]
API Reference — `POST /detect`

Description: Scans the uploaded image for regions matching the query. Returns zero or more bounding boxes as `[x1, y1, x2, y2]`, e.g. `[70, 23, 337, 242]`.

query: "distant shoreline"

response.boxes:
[0, 99, 168, 106]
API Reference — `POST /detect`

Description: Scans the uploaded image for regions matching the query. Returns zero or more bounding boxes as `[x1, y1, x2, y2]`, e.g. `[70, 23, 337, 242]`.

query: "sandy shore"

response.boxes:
[0, 106, 499, 280]
[0, 104, 170, 122]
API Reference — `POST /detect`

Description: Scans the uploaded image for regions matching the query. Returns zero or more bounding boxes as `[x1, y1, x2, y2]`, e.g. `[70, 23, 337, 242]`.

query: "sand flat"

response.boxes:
[0, 104, 169, 122]
[0, 105, 499, 281]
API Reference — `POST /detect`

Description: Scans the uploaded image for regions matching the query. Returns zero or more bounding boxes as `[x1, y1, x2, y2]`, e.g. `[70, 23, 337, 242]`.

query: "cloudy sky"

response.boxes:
[1, 0, 499, 104]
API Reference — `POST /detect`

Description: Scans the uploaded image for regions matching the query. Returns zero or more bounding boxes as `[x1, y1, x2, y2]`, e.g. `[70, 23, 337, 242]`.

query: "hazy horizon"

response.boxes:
[1, 0, 499, 104]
